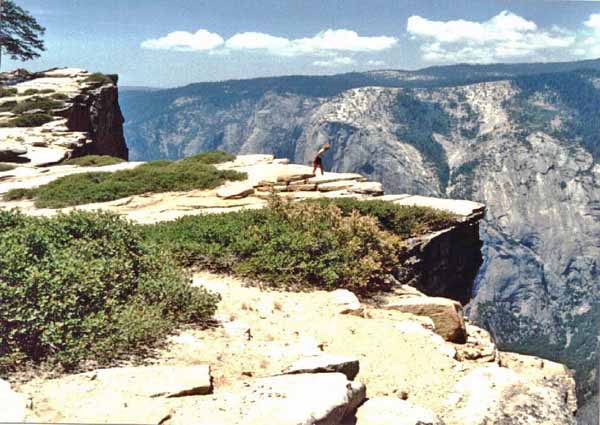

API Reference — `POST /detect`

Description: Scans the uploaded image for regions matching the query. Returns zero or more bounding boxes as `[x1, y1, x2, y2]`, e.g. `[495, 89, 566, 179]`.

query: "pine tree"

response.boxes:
[0, 0, 45, 70]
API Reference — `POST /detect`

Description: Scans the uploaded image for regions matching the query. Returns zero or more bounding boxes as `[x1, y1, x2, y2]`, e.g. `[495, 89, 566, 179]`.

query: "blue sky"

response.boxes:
[4, 0, 600, 87]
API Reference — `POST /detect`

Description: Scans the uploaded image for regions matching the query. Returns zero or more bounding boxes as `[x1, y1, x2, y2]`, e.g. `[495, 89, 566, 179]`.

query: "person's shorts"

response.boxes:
[313, 156, 323, 166]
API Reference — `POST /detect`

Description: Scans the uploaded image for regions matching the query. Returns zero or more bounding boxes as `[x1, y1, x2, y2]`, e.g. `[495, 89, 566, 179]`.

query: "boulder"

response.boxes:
[354, 397, 445, 425]
[216, 182, 255, 199]
[168, 373, 366, 425]
[443, 365, 576, 425]
[330, 289, 363, 315]
[283, 354, 360, 380]
[92, 365, 213, 398]
[455, 324, 497, 362]
[0, 142, 27, 161]
[381, 296, 467, 343]
[350, 181, 384, 195]
[0, 379, 28, 423]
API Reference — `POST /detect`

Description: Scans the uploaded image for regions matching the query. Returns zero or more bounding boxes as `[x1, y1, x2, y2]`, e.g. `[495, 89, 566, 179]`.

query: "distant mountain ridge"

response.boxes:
[119, 59, 600, 419]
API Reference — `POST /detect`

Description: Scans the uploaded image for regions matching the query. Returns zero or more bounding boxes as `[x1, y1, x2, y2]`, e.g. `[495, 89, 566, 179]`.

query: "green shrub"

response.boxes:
[0, 163, 16, 172]
[51, 93, 69, 100]
[85, 73, 114, 85]
[306, 198, 457, 238]
[180, 150, 236, 165]
[62, 155, 126, 167]
[4, 151, 246, 208]
[0, 210, 220, 372]
[23, 88, 39, 95]
[0, 113, 54, 128]
[0, 87, 17, 97]
[39, 89, 55, 94]
[0, 100, 17, 112]
[12, 97, 64, 114]
[144, 199, 418, 294]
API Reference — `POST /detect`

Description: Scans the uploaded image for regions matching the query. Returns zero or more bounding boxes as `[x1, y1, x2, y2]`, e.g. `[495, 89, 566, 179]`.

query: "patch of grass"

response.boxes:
[0, 100, 17, 112]
[51, 93, 69, 100]
[0, 163, 16, 172]
[62, 155, 126, 167]
[0, 113, 54, 128]
[12, 97, 64, 114]
[179, 150, 236, 165]
[0, 87, 18, 98]
[4, 151, 245, 208]
[85, 73, 114, 85]
[142, 198, 457, 295]
[39, 89, 55, 94]
[0, 210, 220, 373]
[23, 88, 40, 95]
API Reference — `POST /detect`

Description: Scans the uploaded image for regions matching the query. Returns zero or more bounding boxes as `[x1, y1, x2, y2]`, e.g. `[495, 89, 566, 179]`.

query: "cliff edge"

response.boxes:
[0, 67, 127, 164]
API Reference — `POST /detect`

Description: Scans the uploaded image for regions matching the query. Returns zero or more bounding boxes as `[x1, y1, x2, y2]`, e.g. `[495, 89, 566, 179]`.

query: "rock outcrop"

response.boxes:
[0, 67, 127, 165]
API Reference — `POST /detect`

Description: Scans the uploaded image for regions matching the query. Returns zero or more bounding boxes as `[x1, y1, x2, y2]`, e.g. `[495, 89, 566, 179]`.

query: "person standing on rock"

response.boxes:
[312, 144, 330, 176]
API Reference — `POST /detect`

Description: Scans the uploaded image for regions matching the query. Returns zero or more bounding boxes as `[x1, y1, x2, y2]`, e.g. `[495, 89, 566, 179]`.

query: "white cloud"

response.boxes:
[141, 29, 224, 51]
[142, 28, 397, 57]
[290, 29, 397, 54]
[313, 56, 356, 67]
[367, 60, 386, 67]
[408, 11, 576, 63]
[225, 32, 289, 50]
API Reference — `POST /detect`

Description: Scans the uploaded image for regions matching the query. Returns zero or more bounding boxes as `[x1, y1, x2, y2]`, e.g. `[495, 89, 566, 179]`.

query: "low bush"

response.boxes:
[85, 73, 114, 85]
[51, 93, 69, 100]
[307, 198, 457, 238]
[0, 87, 17, 97]
[0, 113, 54, 127]
[0, 210, 220, 372]
[0, 163, 16, 172]
[143, 198, 453, 295]
[12, 97, 64, 114]
[0, 100, 17, 112]
[62, 155, 126, 167]
[4, 151, 245, 208]
[23, 88, 39, 95]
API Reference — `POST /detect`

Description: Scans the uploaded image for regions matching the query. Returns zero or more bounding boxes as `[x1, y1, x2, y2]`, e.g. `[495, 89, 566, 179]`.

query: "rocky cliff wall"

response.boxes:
[0, 68, 128, 165]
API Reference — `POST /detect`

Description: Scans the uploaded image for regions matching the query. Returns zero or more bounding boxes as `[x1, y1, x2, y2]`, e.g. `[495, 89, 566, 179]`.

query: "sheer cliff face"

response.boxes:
[122, 70, 600, 401]
[0, 68, 128, 164]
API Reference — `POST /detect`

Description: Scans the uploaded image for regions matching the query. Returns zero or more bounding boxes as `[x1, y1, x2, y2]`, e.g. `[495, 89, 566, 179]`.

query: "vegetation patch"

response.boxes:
[62, 155, 126, 167]
[85, 73, 114, 85]
[0, 210, 220, 373]
[11, 97, 64, 114]
[0, 163, 17, 172]
[0, 113, 54, 127]
[143, 198, 457, 295]
[4, 151, 245, 208]
[0, 87, 18, 98]
[50, 93, 69, 100]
